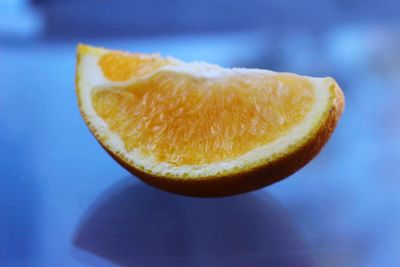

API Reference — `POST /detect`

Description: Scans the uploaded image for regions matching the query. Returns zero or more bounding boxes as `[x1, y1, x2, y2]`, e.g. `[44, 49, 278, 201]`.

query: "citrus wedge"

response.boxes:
[76, 44, 344, 197]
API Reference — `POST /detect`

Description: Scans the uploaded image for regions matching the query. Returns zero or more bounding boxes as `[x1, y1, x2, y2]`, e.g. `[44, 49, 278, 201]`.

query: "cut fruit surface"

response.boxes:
[92, 72, 315, 166]
[76, 44, 344, 197]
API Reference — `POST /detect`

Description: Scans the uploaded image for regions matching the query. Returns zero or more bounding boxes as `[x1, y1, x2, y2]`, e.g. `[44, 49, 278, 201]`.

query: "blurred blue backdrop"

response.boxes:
[1, 1, 400, 266]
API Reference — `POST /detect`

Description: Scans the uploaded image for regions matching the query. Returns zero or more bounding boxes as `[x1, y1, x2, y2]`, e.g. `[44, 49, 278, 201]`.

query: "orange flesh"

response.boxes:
[98, 52, 172, 81]
[93, 54, 315, 165]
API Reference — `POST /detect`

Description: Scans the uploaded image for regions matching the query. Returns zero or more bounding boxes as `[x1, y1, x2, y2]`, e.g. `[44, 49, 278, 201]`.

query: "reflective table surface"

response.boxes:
[1, 30, 400, 266]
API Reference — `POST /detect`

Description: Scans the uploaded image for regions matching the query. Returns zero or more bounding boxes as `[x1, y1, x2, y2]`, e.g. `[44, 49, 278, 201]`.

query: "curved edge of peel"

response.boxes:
[76, 44, 345, 197]
[98, 82, 344, 197]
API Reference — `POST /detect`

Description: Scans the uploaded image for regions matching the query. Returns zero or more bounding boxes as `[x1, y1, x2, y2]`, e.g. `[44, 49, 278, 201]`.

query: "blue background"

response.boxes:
[1, 0, 400, 266]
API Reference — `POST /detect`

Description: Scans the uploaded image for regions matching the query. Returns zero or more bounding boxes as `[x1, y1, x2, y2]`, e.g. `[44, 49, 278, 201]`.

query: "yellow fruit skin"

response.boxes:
[76, 45, 345, 197]
[92, 84, 344, 197]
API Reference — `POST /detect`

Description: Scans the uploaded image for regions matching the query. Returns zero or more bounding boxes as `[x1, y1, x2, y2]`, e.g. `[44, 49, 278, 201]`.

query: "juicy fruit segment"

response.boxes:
[98, 52, 172, 82]
[77, 44, 345, 197]
[92, 71, 315, 166]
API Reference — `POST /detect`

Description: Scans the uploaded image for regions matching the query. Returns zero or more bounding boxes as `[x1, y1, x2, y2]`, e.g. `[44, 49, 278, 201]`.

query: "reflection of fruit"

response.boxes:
[76, 44, 344, 197]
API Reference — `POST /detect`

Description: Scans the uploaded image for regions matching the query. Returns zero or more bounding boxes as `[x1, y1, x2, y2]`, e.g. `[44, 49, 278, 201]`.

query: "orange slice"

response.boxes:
[76, 44, 344, 197]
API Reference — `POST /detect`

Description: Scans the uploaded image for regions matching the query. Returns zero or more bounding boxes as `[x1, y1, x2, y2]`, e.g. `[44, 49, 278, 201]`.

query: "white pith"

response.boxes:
[77, 46, 334, 178]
